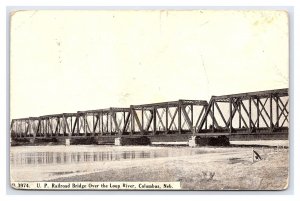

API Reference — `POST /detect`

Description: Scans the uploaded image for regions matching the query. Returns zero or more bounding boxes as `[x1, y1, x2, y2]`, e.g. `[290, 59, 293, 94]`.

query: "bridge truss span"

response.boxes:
[10, 88, 289, 141]
[197, 88, 289, 136]
[130, 99, 208, 136]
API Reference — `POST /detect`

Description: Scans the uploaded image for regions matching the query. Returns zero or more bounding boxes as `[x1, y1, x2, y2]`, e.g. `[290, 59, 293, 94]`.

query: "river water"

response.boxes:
[10, 145, 204, 167]
[11, 140, 288, 167]
[10, 145, 216, 181]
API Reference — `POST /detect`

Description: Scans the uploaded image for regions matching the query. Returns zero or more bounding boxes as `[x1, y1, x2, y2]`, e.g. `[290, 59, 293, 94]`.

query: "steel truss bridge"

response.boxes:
[11, 88, 289, 142]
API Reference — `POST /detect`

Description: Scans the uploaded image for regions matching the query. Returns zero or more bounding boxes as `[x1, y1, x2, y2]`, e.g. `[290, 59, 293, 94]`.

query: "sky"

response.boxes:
[10, 10, 289, 119]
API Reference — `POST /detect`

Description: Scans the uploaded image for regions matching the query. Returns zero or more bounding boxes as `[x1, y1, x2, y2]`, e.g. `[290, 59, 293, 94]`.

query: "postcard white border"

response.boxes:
[1, 0, 299, 201]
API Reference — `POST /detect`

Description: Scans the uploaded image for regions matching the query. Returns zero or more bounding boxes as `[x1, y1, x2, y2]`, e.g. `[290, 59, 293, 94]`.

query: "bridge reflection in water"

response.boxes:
[10, 148, 204, 166]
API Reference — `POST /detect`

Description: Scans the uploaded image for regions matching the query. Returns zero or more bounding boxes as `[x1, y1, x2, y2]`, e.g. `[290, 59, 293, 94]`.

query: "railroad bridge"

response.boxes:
[10, 88, 289, 146]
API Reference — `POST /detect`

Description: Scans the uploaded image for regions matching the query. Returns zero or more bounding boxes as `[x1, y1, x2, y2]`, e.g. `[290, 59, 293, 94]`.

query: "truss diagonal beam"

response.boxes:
[181, 105, 193, 130]
[168, 108, 178, 130]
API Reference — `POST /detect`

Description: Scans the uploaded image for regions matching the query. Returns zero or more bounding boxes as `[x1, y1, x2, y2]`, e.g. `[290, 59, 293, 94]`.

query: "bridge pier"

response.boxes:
[114, 137, 122, 146]
[29, 138, 35, 144]
[114, 137, 151, 146]
[188, 136, 197, 147]
[65, 139, 71, 146]
[188, 135, 230, 147]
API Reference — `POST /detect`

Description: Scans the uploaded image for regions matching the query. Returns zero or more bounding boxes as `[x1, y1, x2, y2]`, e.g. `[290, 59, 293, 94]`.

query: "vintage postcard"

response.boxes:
[10, 10, 289, 190]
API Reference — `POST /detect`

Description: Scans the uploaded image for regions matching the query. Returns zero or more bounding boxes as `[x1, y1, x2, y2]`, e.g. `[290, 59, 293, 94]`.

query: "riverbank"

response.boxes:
[49, 147, 288, 190]
[10, 143, 289, 190]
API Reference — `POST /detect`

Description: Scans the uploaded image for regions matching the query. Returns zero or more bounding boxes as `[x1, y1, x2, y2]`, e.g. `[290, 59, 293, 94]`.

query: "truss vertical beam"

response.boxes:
[229, 98, 233, 133]
[178, 104, 181, 134]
